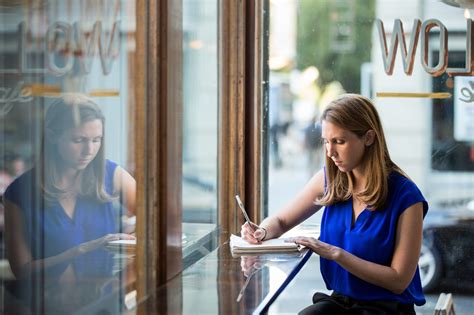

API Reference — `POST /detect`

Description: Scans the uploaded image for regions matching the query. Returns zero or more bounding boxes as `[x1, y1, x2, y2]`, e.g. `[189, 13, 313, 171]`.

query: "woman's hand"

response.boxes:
[240, 255, 264, 277]
[77, 233, 136, 254]
[286, 236, 341, 260]
[240, 222, 267, 244]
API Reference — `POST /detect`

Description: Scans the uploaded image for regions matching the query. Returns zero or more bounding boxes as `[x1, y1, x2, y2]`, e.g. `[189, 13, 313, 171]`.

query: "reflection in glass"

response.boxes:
[0, 1, 139, 313]
[182, 0, 219, 266]
[4, 95, 135, 276]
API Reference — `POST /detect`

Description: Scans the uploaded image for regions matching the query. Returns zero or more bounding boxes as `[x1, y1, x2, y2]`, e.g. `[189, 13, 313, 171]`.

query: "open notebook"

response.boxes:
[230, 234, 300, 254]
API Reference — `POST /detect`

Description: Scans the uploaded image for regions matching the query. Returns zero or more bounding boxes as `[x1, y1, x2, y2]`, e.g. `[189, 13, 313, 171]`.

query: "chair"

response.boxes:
[433, 293, 455, 315]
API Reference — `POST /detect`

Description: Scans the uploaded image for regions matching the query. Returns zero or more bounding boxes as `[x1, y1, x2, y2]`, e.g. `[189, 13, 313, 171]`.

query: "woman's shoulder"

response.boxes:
[388, 171, 418, 191]
[3, 168, 36, 204]
[388, 171, 428, 215]
[105, 159, 119, 172]
[4, 168, 35, 194]
[103, 160, 120, 194]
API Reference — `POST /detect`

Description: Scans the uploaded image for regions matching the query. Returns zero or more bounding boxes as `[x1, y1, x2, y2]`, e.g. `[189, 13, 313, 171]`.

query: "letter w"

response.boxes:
[74, 21, 120, 75]
[376, 19, 421, 75]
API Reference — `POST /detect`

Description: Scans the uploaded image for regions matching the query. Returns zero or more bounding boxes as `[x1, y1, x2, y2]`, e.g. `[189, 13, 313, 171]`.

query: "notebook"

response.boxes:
[229, 234, 300, 254]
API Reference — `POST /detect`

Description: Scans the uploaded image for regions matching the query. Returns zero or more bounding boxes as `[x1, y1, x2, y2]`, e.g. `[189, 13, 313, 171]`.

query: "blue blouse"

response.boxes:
[4, 160, 118, 261]
[319, 171, 429, 306]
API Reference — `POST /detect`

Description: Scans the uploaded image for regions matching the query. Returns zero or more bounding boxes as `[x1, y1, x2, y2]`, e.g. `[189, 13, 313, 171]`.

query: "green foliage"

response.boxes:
[296, 0, 375, 93]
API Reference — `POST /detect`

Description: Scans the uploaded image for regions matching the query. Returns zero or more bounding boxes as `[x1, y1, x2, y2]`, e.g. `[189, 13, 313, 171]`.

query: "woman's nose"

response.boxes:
[83, 141, 94, 154]
[326, 143, 335, 157]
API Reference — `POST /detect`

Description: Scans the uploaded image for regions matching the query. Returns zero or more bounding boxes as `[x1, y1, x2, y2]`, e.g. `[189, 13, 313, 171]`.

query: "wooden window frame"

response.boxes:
[134, 0, 265, 303]
[135, 0, 184, 300]
[219, 0, 266, 238]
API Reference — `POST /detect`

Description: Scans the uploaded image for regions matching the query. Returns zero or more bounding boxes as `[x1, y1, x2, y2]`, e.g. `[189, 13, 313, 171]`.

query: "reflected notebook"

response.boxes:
[229, 234, 300, 254]
[106, 239, 136, 250]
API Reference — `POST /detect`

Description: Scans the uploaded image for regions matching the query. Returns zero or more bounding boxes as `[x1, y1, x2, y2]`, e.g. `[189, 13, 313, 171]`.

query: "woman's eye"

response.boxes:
[72, 138, 83, 143]
[93, 138, 102, 143]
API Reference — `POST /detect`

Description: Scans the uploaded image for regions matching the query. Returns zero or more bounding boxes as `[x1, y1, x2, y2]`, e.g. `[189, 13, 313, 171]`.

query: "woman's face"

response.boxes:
[321, 120, 367, 173]
[56, 119, 103, 171]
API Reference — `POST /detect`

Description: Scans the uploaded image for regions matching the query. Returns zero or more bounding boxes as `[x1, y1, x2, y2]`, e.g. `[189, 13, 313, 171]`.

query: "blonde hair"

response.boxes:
[317, 94, 406, 210]
[40, 93, 112, 203]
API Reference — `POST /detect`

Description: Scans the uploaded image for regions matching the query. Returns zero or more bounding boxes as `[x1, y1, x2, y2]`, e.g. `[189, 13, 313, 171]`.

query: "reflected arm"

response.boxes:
[113, 166, 136, 216]
[4, 198, 133, 279]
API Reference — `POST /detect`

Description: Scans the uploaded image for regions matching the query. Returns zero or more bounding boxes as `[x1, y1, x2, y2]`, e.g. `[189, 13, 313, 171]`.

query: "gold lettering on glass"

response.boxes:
[376, 19, 421, 75]
[377, 18, 474, 77]
[74, 22, 100, 74]
[0, 20, 120, 76]
[46, 21, 75, 76]
[97, 21, 120, 75]
[0, 82, 33, 116]
[447, 19, 474, 76]
[420, 19, 448, 77]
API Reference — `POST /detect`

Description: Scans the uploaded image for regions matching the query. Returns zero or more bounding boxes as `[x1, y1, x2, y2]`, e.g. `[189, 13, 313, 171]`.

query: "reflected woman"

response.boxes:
[4, 94, 136, 279]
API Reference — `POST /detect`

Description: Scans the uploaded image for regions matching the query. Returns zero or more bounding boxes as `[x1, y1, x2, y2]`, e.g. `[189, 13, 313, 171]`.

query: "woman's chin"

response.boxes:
[72, 162, 90, 170]
[336, 165, 348, 172]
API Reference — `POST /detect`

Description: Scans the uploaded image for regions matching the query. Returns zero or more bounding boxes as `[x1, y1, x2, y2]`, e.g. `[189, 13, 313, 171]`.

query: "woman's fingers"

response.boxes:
[116, 233, 136, 240]
[286, 237, 338, 260]
[241, 222, 260, 243]
[249, 222, 260, 230]
[77, 233, 136, 254]
[286, 236, 317, 249]
[253, 228, 266, 241]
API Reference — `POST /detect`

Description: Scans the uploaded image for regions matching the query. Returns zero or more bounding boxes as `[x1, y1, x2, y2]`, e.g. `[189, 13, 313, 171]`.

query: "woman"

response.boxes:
[241, 94, 427, 314]
[4, 94, 136, 279]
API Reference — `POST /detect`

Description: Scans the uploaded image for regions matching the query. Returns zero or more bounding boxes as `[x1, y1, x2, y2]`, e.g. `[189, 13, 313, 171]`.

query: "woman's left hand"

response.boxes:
[286, 236, 341, 261]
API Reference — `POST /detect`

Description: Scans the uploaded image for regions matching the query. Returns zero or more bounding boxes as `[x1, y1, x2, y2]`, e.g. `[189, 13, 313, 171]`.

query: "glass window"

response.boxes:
[182, 0, 219, 268]
[432, 51, 474, 172]
[0, 1, 143, 313]
[265, 0, 474, 313]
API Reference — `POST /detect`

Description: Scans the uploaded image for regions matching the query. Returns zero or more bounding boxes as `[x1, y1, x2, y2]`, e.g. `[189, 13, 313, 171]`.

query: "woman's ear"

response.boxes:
[365, 130, 375, 146]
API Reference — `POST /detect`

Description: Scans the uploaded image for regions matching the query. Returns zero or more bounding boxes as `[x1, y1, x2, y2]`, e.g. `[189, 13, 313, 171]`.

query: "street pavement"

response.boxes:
[267, 157, 474, 314]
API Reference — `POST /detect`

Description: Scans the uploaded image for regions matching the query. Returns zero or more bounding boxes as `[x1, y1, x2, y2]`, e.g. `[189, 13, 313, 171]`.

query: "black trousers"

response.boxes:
[298, 292, 416, 315]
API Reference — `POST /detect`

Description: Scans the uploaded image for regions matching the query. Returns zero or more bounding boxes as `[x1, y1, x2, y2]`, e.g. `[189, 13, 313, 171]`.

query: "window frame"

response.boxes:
[134, 0, 265, 303]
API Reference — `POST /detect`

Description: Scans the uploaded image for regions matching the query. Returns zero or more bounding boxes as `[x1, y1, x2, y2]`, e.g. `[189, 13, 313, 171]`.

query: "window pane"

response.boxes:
[265, 0, 474, 313]
[182, 0, 219, 268]
[0, 1, 142, 313]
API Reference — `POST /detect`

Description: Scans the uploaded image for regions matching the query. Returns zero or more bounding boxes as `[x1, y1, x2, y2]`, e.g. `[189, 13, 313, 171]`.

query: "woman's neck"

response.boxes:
[58, 167, 81, 190]
[351, 166, 368, 193]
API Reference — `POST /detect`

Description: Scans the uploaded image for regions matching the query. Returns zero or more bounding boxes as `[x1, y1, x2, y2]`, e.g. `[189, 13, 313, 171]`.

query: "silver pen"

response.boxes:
[236, 267, 260, 302]
[235, 195, 255, 232]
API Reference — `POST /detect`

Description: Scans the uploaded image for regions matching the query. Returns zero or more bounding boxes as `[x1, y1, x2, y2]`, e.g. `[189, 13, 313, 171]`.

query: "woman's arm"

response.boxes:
[113, 166, 136, 215]
[4, 199, 33, 277]
[242, 169, 325, 243]
[4, 199, 134, 279]
[290, 202, 424, 294]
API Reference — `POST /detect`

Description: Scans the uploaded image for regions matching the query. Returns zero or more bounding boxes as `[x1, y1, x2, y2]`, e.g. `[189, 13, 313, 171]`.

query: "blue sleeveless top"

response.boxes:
[319, 171, 428, 306]
[4, 160, 118, 261]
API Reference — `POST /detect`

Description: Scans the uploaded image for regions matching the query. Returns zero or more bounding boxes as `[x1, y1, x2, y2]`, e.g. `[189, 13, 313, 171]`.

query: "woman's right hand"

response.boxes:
[240, 255, 264, 277]
[240, 222, 267, 244]
[77, 233, 135, 254]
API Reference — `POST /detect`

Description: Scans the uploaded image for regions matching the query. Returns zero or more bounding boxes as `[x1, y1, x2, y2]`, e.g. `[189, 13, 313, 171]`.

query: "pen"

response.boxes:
[235, 195, 255, 232]
[236, 267, 259, 302]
